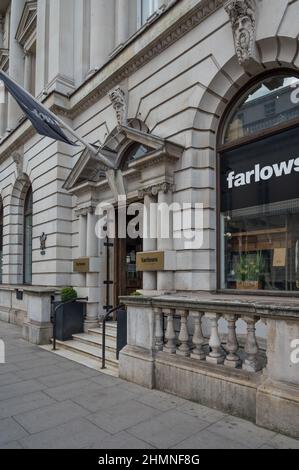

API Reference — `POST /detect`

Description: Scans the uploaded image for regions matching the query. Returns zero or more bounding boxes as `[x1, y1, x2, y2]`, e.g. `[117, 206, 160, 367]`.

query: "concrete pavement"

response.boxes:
[0, 321, 298, 449]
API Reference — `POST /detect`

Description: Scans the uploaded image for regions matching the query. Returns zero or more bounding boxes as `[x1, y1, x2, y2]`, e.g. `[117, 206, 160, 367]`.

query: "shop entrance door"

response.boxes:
[114, 212, 143, 304]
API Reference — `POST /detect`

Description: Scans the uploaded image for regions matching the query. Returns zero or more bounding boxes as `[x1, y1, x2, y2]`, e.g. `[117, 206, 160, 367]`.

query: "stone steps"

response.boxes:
[47, 322, 119, 376]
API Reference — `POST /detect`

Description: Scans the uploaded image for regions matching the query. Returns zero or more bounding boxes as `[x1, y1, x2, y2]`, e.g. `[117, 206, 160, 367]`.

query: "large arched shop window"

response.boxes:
[23, 187, 33, 285]
[219, 73, 299, 292]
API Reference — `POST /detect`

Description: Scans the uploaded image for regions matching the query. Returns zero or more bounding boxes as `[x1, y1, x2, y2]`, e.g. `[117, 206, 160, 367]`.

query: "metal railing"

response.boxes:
[101, 304, 125, 370]
[51, 297, 88, 351]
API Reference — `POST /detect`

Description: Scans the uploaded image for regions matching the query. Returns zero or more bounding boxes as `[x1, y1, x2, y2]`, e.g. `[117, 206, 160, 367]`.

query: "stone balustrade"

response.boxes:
[119, 293, 299, 439]
[154, 307, 264, 373]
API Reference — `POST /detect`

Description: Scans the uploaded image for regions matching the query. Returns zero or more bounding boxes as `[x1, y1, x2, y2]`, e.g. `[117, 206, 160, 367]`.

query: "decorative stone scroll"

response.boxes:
[225, 0, 259, 68]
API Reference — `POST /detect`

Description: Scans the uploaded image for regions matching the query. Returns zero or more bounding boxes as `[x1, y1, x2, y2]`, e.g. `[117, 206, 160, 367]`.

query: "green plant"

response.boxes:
[234, 252, 265, 282]
[61, 287, 78, 303]
[130, 290, 143, 296]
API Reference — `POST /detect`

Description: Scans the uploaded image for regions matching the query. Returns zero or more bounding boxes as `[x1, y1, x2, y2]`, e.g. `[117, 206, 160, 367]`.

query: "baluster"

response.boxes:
[163, 309, 176, 354]
[243, 316, 261, 372]
[224, 314, 241, 368]
[191, 311, 206, 360]
[177, 310, 190, 357]
[206, 313, 225, 364]
[154, 308, 164, 351]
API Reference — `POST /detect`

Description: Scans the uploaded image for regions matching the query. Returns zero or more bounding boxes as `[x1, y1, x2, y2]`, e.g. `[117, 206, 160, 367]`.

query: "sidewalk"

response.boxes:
[0, 321, 298, 449]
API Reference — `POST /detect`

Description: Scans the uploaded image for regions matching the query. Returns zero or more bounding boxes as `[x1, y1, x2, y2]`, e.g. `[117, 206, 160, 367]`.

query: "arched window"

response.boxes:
[23, 187, 33, 285]
[219, 72, 299, 292]
[224, 74, 299, 144]
[120, 142, 152, 170]
[0, 201, 3, 284]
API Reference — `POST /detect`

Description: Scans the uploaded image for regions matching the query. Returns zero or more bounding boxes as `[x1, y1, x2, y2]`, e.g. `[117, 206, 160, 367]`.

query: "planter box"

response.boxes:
[53, 301, 85, 341]
[236, 281, 262, 290]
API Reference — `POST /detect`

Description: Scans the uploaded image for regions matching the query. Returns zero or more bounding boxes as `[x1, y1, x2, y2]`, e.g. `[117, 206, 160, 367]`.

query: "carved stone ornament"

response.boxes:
[12, 152, 24, 178]
[109, 86, 127, 126]
[225, 0, 257, 66]
[138, 182, 173, 199]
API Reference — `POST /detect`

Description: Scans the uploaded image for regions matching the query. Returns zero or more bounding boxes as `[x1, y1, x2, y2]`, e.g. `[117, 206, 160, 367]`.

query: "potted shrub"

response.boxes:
[54, 287, 85, 341]
[235, 253, 265, 290]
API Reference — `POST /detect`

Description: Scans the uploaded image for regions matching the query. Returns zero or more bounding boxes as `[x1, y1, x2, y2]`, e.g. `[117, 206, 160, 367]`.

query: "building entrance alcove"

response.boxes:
[114, 210, 143, 303]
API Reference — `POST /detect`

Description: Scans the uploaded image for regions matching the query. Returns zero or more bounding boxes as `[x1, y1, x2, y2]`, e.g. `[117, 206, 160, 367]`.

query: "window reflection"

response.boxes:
[224, 76, 299, 143]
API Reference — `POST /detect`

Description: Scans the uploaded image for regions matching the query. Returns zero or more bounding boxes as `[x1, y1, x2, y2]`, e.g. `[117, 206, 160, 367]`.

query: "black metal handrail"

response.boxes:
[101, 304, 125, 370]
[51, 297, 88, 351]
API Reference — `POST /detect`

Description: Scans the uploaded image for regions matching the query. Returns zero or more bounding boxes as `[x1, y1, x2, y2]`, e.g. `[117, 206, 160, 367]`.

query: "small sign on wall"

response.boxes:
[136, 251, 164, 272]
[273, 248, 286, 267]
[73, 258, 90, 273]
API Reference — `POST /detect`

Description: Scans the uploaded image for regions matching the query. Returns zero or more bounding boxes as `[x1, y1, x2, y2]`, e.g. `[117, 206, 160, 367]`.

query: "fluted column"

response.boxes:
[157, 185, 174, 291]
[89, 0, 115, 74]
[7, 0, 26, 132]
[116, 0, 129, 46]
[142, 192, 157, 291]
[0, 85, 6, 138]
[78, 213, 87, 258]
[85, 208, 100, 331]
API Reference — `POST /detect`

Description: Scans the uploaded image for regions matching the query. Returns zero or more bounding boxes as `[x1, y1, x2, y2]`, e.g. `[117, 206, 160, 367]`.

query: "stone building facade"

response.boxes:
[0, 0, 298, 438]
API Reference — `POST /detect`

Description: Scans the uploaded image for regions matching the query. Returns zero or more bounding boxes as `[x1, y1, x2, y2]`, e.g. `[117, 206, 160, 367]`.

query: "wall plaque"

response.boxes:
[73, 258, 90, 273]
[273, 248, 286, 268]
[136, 251, 164, 272]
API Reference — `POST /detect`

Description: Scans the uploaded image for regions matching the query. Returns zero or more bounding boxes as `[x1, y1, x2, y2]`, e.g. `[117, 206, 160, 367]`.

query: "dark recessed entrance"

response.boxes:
[114, 211, 143, 304]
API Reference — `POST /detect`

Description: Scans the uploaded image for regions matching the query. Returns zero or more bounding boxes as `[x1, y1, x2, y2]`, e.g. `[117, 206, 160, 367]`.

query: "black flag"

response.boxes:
[0, 71, 76, 146]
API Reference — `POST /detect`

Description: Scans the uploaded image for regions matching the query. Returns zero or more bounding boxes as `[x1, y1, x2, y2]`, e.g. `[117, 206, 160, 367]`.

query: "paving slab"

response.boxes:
[0, 321, 298, 450]
[0, 417, 29, 446]
[13, 400, 88, 434]
[87, 399, 161, 434]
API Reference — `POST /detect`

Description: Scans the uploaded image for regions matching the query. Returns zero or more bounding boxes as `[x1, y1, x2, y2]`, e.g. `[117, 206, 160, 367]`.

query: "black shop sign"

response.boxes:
[220, 126, 299, 212]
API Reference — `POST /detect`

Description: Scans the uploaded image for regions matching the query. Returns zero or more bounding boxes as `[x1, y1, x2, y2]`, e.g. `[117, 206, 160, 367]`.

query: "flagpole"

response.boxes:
[0, 71, 116, 169]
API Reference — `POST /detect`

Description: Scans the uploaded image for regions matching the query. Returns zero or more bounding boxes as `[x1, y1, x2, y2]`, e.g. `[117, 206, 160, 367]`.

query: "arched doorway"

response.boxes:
[218, 72, 299, 292]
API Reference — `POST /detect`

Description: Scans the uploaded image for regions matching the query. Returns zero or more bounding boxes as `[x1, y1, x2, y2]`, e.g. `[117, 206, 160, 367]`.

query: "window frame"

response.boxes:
[23, 186, 33, 285]
[216, 69, 299, 296]
[137, 0, 160, 28]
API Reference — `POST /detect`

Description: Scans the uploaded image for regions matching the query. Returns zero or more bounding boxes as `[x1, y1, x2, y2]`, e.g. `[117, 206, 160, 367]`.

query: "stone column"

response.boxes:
[0, 15, 4, 48]
[85, 208, 100, 331]
[142, 191, 157, 291]
[7, 0, 26, 132]
[89, 0, 115, 74]
[24, 50, 32, 93]
[36, 0, 49, 97]
[76, 211, 87, 289]
[47, 0, 75, 94]
[157, 184, 174, 291]
[0, 89, 6, 138]
[116, 0, 129, 46]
